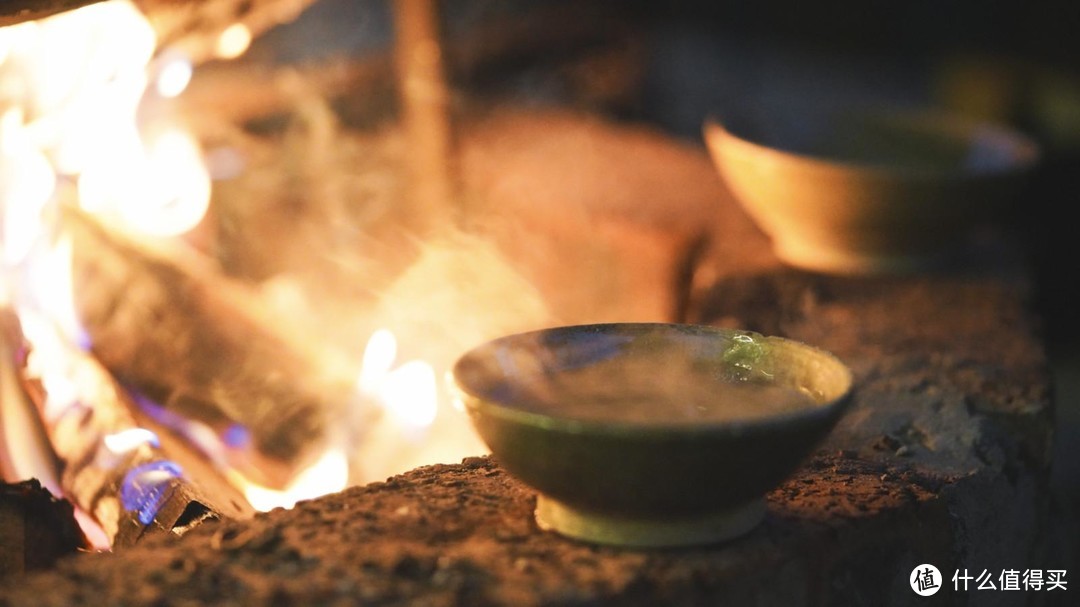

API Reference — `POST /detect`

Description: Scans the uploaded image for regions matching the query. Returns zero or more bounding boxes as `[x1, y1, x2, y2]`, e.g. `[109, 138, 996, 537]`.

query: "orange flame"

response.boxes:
[360, 329, 439, 432]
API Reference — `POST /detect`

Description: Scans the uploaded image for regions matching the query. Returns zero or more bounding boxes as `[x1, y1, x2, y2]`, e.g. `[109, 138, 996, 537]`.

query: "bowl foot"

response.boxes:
[534, 495, 766, 548]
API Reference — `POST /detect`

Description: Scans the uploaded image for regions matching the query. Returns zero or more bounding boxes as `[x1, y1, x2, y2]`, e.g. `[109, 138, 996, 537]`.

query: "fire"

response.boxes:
[226, 328, 445, 512]
[0, 0, 539, 535]
[235, 447, 349, 512]
[359, 328, 439, 432]
[0, 0, 466, 521]
[78, 126, 211, 236]
[0, 0, 209, 241]
[0, 0, 201, 367]
[0, 109, 54, 267]
[0, 1, 251, 522]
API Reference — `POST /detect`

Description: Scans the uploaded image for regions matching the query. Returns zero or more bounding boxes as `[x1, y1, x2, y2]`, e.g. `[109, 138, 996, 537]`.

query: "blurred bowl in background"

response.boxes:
[704, 106, 1040, 274]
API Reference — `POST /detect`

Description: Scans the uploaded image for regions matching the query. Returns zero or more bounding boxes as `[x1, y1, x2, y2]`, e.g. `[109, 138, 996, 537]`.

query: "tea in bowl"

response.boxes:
[451, 323, 853, 548]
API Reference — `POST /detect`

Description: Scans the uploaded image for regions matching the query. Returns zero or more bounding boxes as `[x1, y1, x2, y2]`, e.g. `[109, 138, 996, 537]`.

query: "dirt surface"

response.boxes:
[0, 447, 1054, 606]
[0, 456, 953, 606]
[0, 110, 1062, 605]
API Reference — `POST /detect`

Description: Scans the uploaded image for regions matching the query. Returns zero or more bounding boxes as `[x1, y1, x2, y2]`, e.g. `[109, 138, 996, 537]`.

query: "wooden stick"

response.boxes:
[392, 0, 458, 231]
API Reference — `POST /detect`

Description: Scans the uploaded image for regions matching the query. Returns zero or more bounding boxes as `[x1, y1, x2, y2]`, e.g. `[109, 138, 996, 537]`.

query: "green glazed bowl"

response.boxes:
[451, 323, 853, 548]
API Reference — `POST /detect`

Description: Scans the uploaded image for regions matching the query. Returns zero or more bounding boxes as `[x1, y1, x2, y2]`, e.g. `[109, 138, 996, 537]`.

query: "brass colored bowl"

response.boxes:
[704, 107, 1039, 274]
[451, 323, 853, 548]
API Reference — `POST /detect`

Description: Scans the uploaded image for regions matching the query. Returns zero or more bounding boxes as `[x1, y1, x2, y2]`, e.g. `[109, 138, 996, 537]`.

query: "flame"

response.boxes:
[153, 53, 193, 98]
[0, 109, 56, 267]
[203, 328, 443, 511]
[358, 328, 397, 394]
[0, 2, 223, 514]
[0, 1, 217, 366]
[0, 0, 211, 243]
[78, 127, 211, 236]
[103, 428, 160, 455]
[233, 447, 349, 511]
[215, 23, 253, 60]
[381, 360, 439, 429]
[358, 329, 439, 434]
[0, 1, 355, 520]
[0, 0, 521, 523]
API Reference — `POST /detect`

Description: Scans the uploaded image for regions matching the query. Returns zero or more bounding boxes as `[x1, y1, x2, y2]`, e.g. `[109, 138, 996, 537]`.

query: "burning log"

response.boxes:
[1, 310, 251, 547]
[0, 0, 321, 64]
[0, 479, 89, 577]
[64, 206, 361, 489]
[0, 0, 105, 26]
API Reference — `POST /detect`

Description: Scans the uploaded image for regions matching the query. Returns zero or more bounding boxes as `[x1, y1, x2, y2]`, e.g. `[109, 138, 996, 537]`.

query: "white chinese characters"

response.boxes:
[952, 569, 1067, 592]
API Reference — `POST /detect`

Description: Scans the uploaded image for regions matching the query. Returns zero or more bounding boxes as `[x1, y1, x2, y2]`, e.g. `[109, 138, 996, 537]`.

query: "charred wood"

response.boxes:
[0, 479, 89, 577]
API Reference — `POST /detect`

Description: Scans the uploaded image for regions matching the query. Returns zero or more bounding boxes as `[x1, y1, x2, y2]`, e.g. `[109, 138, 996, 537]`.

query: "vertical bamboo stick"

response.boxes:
[392, 0, 458, 231]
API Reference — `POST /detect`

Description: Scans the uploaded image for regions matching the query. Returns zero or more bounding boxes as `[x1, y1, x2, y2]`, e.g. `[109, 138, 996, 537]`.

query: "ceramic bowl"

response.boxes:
[451, 323, 853, 548]
[703, 106, 1039, 274]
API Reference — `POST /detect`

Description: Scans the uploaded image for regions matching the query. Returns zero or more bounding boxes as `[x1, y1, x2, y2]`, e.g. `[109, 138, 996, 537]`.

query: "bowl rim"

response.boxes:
[451, 322, 854, 438]
[703, 106, 1041, 180]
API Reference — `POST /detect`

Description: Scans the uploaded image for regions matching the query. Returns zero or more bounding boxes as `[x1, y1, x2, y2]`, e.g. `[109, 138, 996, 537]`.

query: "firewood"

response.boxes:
[0, 0, 321, 65]
[0, 0, 104, 26]
[135, 0, 321, 63]
[2, 310, 251, 547]
[64, 207, 361, 490]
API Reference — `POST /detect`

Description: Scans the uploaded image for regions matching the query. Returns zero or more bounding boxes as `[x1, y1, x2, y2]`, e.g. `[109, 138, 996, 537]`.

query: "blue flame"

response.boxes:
[221, 423, 251, 449]
[120, 460, 183, 525]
